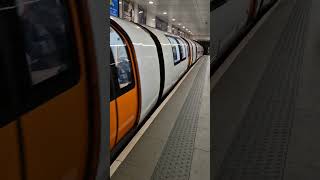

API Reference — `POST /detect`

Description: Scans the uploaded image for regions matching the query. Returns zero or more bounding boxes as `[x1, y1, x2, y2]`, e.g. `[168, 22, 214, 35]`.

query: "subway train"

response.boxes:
[211, 0, 277, 66]
[110, 16, 204, 155]
[0, 1, 204, 180]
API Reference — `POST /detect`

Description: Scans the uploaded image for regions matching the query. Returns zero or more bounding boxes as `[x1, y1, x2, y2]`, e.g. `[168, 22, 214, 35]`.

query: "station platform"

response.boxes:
[111, 56, 210, 180]
[212, 0, 320, 179]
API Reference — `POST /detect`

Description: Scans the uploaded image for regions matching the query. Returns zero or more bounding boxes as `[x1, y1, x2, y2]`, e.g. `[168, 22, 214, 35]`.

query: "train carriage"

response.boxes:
[109, 16, 204, 152]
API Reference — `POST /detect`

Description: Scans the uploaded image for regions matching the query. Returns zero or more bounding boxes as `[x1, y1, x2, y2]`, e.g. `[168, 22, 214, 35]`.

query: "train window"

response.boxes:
[166, 36, 181, 65]
[176, 38, 187, 60]
[0, 0, 79, 126]
[110, 27, 133, 90]
[17, 0, 73, 85]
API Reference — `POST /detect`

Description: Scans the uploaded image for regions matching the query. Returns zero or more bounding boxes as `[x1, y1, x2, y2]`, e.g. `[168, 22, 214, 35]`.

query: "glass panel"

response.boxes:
[17, 0, 71, 85]
[177, 38, 186, 59]
[110, 27, 132, 89]
[167, 36, 180, 64]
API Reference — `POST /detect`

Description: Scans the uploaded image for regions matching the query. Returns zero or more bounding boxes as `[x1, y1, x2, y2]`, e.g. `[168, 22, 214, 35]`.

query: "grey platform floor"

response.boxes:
[212, 0, 320, 179]
[111, 56, 210, 180]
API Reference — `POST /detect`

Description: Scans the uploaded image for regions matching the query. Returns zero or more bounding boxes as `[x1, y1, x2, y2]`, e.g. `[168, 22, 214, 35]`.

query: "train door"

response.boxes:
[195, 43, 198, 60]
[191, 42, 197, 64]
[110, 60, 118, 149]
[189, 41, 193, 66]
[1, 1, 99, 180]
[176, 38, 187, 62]
[110, 26, 139, 145]
[185, 39, 193, 67]
[180, 38, 190, 67]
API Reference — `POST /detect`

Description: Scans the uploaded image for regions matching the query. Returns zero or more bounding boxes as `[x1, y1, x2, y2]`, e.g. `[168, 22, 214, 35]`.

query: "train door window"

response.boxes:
[17, 0, 74, 85]
[1, 0, 79, 126]
[166, 36, 181, 65]
[110, 27, 134, 94]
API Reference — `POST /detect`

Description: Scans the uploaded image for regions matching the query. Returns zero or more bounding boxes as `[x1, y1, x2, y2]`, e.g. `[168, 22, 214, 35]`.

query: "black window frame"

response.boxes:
[0, 0, 80, 127]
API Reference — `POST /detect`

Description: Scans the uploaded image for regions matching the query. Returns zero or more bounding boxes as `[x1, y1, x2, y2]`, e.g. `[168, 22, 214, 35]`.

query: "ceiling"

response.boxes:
[132, 0, 210, 38]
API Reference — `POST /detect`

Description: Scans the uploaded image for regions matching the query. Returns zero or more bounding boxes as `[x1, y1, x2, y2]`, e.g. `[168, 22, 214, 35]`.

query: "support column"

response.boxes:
[133, 2, 139, 23]
[146, 10, 156, 28]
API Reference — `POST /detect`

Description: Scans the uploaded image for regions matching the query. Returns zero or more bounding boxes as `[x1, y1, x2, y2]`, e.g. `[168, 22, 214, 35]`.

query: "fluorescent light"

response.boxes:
[178, 23, 181, 26]
[172, 18, 176, 21]
[152, 18, 155, 21]
[139, 11, 143, 14]
[119, 2, 122, 4]
[149, 1, 154, 4]
[163, 12, 167, 15]
[182, 26, 185, 28]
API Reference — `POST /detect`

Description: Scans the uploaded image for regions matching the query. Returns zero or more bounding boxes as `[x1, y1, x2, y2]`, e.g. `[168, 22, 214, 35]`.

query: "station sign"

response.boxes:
[110, 0, 119, 17]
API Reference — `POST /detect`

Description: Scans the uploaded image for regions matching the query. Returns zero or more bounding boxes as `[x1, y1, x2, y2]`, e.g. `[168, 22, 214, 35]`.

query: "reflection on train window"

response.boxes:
[17, 0, 72, 85]
[166, 36, 181, 65]
[110, 27, 133, 89]
[172, 47, 178, 62]
[177, 38, 186, 60]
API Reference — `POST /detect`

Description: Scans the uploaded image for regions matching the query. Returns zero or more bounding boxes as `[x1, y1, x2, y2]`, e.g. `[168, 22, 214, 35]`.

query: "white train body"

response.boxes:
[111, 16, 204, 124]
